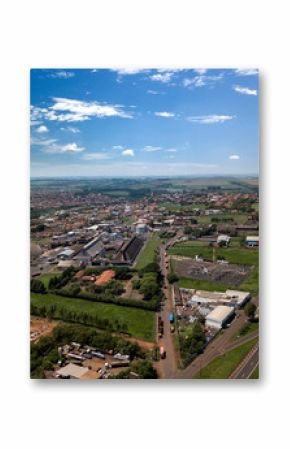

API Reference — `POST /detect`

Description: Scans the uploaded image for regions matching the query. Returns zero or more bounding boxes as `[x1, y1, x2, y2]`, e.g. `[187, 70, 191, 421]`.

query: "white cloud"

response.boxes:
[32, 98, 133, 123]
[187, 115, 234, 124]
[233, 85, 257, 96]
[82, 153, 111, 160]
[47, 71, 75, 79]
[36, 125, 48, 133]
[165, 148, 177, 152]
[229, 154, 240, 160]
[122, 149, 134, 157]
[150, 72, 174, 83]
[112, 145, 124, 150]
[235, 69, 258, 76]
[154, 111, 175, 118]
[143, 146, 162, 152]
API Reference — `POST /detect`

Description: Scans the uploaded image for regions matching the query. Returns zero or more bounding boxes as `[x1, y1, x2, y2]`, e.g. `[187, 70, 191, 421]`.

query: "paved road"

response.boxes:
[229, 343, 259, 379]
[156, 244, 178, 378]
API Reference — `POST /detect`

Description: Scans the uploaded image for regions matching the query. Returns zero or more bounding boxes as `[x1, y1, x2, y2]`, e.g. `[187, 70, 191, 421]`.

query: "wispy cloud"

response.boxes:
[229, 154, 240, 160]
[60, 126, 80, 133]
[183, 73, 223, 88]
[187, 115, 234, 124]
[113, 68, 148, 75]
[31, 137, 85, 154]
[36, 125, 48, 133]
[233, 85, 257, 96]
[143, 146, 162, 152]
[82, 153, 111, 160]
[122, 149, 134, 157]
[165, 148, 177, 152]
[195, 69, 207, 75]
[31, 98, 133, 123]
[47, 71, 75, 79]
[154, 111, 175, 118]
[147, 90, 165, 95]
[235, 69, 258, 76]
[112, 145, 124, 150]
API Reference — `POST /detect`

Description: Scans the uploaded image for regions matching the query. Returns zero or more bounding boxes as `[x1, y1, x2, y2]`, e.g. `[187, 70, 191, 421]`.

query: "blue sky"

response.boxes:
[30, 68, 259, 177]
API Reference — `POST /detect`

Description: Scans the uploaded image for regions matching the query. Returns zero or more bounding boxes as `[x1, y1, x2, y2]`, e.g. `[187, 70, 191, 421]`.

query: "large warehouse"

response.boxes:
[205, 305, 235, 329]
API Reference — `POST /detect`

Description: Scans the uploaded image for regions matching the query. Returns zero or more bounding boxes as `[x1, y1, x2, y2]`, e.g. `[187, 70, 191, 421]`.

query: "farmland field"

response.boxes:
[31, 293, 156, 342]
[135, 233, 160, 270]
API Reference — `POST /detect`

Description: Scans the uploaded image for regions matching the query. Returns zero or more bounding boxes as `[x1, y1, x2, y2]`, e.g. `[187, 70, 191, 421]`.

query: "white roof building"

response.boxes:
[225, 290, 250, 307]
[217, 234, 231, 245]
[56, 363, 89, 379]
[205, 305, 235, 329]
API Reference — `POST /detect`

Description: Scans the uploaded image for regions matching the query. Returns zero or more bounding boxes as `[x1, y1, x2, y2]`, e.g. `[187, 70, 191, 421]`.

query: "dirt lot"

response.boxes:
[30, 317, 56, 342]
[174, 257, 251, 286]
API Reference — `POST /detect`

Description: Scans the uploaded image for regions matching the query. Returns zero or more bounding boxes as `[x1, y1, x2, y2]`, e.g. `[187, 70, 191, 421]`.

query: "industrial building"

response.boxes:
[246, 235, 259, 247]
[184, 288, 250, 308]
[205, 305, 235, 329]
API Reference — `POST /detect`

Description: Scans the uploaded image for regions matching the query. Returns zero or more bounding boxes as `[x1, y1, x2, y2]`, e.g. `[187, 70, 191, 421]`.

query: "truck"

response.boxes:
[160, 346, 166, 359]
[169, 312, 174, 323]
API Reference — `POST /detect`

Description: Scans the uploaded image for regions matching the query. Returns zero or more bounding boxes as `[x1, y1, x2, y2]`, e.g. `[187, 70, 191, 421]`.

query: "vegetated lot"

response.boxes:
[31, 293, 156, 342]
[169, 244, 259, 294]
[194, 337, 258, 379]
[230, 320, 259, 341]
[160, 202, 207, 211]
[135, 233, 160, 271]
[37, 272, 60, 288]
[173, 258, 251, 286]
[198, 213, 248, 224]
[30, 317, 56, 342]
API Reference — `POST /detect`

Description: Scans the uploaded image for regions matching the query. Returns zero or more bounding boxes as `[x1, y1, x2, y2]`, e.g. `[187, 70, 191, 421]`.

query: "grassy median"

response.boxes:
[194, 337, 258, 379]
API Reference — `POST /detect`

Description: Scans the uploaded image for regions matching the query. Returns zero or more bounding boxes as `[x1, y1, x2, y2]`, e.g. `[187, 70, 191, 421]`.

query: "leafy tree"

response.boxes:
[30, 279, 47, 294]
[244, 302, 257, 321]
[167, 273, 179, 284]
[184, 226, 192, 235]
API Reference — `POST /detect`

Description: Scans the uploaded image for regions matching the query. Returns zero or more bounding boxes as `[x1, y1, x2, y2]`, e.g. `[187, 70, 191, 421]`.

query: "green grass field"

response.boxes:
[31, 293, 156, 342]
[197, 213, 248, 224]
[194, 337, 258, 379]
[135, 233, 160, 270]
[177, 276, 229, 292]
[37, 272, 60, 288]
[169, 244, 258, 265]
